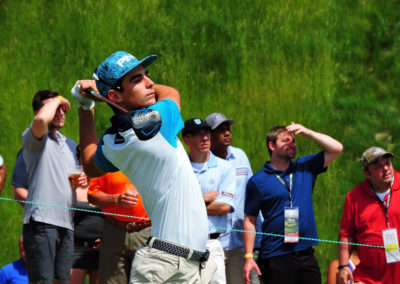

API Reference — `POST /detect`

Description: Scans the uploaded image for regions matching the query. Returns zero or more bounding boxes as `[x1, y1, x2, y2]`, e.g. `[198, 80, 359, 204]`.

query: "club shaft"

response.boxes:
[85, 89, 128, 114]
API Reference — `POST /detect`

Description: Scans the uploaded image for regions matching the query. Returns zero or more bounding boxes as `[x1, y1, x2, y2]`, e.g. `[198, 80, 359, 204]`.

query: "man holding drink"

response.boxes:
[22, 90, 87, 284]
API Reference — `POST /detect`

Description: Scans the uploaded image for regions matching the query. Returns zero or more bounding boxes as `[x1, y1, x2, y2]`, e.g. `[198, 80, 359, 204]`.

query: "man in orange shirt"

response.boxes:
[88, 171, 151, 284]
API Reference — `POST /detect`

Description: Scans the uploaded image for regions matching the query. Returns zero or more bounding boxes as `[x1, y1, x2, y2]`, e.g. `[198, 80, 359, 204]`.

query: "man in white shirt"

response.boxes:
[183, 118, 236, 284]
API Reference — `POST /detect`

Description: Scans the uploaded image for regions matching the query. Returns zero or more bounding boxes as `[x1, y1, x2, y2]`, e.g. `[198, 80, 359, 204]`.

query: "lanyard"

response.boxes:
[275, 173, 293, 207]
[370, 185, 392, 228]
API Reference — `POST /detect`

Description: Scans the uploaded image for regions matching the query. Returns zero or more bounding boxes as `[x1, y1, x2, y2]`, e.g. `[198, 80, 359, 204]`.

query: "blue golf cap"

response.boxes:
[92, 51, 157, 97]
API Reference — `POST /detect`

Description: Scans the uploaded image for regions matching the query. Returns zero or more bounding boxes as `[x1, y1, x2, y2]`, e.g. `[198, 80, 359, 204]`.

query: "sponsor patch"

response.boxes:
[222, 191, 234, 199]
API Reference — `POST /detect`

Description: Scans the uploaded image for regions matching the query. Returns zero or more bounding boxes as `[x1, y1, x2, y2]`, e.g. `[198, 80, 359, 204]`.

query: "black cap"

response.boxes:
[182, 118, 211, 137]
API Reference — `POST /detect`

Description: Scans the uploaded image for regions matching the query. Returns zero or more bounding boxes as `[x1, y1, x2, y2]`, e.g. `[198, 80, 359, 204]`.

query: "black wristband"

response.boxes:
[338, 264, 349, 270]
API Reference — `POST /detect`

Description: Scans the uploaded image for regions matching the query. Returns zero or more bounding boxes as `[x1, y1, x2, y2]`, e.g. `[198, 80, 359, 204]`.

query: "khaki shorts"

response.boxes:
[130, 246, 216, 283]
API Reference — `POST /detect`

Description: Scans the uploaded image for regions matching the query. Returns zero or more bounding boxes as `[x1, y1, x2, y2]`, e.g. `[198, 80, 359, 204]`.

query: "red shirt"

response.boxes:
[340, 170, 400, 284]
[88, 171, 149, 222]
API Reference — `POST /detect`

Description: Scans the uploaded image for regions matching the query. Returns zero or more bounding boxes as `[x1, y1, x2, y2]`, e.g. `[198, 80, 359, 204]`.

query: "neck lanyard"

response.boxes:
[275, 173, 293, 207]
[370, 185, 392, 228]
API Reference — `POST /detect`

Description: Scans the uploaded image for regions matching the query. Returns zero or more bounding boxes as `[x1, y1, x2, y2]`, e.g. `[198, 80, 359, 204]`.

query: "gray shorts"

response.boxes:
[23, 221, 73, 284]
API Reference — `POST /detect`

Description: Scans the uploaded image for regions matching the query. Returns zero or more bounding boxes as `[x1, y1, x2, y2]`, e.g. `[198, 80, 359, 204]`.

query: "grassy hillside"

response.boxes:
[0, 0, 399, 281]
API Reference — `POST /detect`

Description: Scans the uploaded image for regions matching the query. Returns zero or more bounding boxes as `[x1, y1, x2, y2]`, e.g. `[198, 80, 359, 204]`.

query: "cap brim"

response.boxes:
[139, 55, 157, 68]
[212, 119, 235, 130]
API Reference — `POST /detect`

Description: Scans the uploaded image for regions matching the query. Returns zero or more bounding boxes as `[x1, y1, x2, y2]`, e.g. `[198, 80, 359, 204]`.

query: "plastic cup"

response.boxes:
[69, 165, 83, 186]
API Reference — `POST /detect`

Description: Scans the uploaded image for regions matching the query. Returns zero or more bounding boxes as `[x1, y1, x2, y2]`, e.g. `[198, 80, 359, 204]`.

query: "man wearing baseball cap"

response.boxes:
[339, 147, 400, 284]
[70, 51, 210, 283]
[182, 118, 237, 284]
[205, 112, 258, 284]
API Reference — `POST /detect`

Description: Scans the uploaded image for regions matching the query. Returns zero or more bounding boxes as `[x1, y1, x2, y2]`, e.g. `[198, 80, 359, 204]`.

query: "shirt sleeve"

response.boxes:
[12, 151, 28, 188]
[339, 192, 356, 238]
[149, 99, 183, 148]
[215, 163, 236, 212]
[94, 134, 119, 173]
[87, 175, 106, 196]
[22, 126, 47, 155]
[245, 178, 262, 217]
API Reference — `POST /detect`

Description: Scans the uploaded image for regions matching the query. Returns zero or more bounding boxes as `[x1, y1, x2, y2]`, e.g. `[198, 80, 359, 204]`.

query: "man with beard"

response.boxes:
[22, 90, 87, 283]
[338, 147, 400, 284]
[243, 123, 342, 284]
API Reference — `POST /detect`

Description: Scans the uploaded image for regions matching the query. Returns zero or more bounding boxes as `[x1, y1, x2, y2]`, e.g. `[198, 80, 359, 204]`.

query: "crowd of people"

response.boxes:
[0, 50, 399, 284]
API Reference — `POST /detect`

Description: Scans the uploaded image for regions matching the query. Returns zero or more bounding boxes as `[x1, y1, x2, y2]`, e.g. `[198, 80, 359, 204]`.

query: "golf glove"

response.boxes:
[71, 82, 95, 110]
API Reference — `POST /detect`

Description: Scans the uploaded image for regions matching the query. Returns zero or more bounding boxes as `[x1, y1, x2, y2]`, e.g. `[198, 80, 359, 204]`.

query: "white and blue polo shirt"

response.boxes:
[191, 151, 236, 234]
[95, 99, 208, 251]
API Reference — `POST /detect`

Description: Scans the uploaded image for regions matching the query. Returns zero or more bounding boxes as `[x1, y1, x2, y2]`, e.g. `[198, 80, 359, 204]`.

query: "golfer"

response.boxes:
[71, 51, 214, 283]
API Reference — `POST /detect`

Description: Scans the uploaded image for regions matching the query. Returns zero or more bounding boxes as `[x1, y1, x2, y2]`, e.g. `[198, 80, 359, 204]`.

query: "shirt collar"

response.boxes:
[263, 160, 295, 175]
[110, 114, 132, 132]
[226, 146, 235, 161]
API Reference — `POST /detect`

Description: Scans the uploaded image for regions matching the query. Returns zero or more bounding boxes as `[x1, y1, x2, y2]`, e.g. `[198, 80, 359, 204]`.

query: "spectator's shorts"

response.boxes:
[23, 221, 73, 284]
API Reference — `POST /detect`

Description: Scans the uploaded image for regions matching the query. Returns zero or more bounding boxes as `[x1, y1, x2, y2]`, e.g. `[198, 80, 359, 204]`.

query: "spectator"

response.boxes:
[22, 90, 87, 283]
[11, 150, 28, 207]
[0, 154, 6, 195]
[183, 118, 236, 283]
[243, 123, 342, 284]
[71, 51, 212, 283]
[70, 145, 103, 284]
[88, 171, 150, 284]
[205, 112, 257, 284]
[339, 147, 400, 284]
[0, 235, 28, 284]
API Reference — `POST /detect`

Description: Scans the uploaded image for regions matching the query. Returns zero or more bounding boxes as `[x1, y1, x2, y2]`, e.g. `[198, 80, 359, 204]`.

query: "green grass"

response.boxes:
[1, 0, 400, 282]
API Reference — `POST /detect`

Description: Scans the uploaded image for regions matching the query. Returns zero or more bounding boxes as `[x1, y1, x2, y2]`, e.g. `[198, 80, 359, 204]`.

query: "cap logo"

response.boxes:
[371, 148, 382, 155]
[215, 115, 224, 120]
[117, 54, 135, 67]
[194, 118, 202, 125]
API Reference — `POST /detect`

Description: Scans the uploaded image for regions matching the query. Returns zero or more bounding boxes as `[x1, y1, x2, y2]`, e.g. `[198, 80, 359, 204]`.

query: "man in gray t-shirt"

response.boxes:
[22, 90, 87, 284]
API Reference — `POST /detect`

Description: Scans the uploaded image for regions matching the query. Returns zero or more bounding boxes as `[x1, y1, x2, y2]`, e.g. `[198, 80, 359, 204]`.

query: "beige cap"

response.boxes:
[361, 147, 394, 170]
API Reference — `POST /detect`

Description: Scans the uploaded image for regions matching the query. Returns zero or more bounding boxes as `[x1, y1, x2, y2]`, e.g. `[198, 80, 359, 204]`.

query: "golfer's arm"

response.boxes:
[78, 108, 105, 178]
[154, 84, 180, 111]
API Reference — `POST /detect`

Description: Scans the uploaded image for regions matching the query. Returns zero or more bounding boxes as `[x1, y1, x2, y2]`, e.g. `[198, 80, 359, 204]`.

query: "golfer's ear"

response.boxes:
[108, 89, 123, 103]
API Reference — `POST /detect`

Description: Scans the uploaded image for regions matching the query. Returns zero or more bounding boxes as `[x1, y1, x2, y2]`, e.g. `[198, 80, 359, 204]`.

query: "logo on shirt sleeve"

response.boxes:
[222, 191, 234, 199]
[129, 109, 162, 141]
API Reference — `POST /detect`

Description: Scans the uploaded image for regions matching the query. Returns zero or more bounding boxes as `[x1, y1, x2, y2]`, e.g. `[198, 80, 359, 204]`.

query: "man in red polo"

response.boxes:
[88, 171, 151, 284]
[339, 147, 400, 284]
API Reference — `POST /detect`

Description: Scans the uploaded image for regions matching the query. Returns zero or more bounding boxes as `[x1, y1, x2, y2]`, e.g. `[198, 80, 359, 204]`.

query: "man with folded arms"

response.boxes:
[183, 118, 236, 284]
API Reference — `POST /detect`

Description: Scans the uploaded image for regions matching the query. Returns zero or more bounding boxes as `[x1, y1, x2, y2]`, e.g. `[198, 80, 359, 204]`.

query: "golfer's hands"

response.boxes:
[243, 258, 261, 284]
[71, 80, 96, 110]
[286, 122, 312, 137]
[338, 266, 353, 284]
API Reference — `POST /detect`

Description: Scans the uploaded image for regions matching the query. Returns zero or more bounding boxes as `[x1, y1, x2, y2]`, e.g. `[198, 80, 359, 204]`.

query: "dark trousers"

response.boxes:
[259, 248, 321, 284]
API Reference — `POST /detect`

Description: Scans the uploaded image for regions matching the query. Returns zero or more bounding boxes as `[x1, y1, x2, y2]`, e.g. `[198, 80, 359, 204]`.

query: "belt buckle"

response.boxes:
[126, 222, 137, 230]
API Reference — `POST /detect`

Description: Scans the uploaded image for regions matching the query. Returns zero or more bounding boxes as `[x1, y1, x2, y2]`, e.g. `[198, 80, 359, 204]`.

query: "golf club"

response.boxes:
[84, 88, 128, 114]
